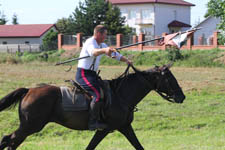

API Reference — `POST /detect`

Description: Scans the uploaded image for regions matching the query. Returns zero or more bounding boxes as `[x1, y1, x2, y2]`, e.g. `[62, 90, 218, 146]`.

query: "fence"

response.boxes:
[58, 31, 225, 51]
[0, 44, 41, 53]
[63, 35, 77, 45]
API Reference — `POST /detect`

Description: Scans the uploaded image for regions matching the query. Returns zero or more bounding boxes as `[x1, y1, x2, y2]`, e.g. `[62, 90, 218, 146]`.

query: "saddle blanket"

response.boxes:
[60, 86, 89, 111]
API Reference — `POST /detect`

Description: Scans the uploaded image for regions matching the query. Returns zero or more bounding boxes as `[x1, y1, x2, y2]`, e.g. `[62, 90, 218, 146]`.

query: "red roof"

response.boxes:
[168, 20, 191, 27]
[0, 24, 56, 38]
[108, 0, 195, 6]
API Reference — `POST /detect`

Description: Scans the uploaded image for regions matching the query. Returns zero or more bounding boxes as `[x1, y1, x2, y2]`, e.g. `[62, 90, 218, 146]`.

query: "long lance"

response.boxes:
[55, 27, 201, 66]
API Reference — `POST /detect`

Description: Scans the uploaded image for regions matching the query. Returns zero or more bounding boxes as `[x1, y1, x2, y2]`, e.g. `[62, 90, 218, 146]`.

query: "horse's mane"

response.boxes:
[109, 66, 158, 90]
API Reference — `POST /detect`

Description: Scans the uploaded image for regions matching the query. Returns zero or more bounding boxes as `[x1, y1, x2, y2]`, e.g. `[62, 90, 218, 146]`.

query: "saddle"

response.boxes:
[60, 79, 112, 112]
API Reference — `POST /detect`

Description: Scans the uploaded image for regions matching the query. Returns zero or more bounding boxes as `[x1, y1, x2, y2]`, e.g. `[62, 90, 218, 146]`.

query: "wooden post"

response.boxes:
[138, 33, 145, 51]
[213, 31, 219, 48]
[77, 33, 83, 49]
[116, 34, 123, 48]
[58, 34, 63, 50]
[162, 32, 167, 50]
[133, 35, 137, 44]
[198, 36, 203, 45]
[187, 33, 193, 50]
[209, 36, 213, 45]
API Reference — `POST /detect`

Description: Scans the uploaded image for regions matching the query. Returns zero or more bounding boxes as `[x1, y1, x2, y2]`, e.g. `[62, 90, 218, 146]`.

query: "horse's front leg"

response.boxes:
[86, 130, 109, 150]
[118, 124, 144, 150]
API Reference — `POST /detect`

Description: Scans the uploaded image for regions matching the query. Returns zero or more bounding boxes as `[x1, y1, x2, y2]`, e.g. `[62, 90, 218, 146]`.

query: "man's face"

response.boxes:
[97, 30, 107, 43]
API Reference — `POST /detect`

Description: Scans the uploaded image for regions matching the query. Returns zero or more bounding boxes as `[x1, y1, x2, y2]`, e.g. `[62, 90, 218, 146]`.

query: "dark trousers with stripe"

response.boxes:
[76, 68, 101, 103]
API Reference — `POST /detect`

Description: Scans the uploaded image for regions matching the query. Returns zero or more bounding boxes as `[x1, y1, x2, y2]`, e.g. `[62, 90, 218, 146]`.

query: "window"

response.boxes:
[142, 9, 151, 19]
[25, 41, 30, 44]
[2, 41, 7, 45]
[129, 10, 137, 19]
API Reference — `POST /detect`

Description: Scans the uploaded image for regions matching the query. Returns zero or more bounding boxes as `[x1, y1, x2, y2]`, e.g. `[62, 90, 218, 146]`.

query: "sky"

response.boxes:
[0, 0, 210, 26]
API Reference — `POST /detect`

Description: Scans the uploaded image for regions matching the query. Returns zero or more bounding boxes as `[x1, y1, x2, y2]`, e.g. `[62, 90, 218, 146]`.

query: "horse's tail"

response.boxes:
[0, 88, 29, 112]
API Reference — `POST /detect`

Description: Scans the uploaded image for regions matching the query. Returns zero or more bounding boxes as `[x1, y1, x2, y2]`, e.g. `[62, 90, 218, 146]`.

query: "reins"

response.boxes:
[130, 64, 176, 103]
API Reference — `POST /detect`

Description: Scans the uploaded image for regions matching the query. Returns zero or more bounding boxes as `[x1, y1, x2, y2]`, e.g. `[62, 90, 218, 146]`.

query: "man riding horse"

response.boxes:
[76, 25, 132, 130]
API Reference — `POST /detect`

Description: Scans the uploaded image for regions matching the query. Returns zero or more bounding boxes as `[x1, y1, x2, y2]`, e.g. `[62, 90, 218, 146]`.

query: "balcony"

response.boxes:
[135, 18, 154, 25]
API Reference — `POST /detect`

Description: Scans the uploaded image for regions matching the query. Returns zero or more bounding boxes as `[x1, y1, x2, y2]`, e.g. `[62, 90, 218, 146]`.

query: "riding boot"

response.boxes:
[89, 100, 107, 131]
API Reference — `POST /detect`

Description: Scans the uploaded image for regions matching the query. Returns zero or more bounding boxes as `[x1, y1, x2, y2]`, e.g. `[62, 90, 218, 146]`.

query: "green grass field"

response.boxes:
[0, 63, 225, 150]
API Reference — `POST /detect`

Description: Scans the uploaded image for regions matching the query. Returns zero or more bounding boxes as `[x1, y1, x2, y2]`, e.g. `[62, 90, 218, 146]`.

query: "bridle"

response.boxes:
[129, 65, 180, 103]
[114, 64, 180, 112]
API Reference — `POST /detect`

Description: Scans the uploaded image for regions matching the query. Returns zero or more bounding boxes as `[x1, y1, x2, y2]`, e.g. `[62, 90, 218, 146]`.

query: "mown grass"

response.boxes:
[0, 63, 225, 149]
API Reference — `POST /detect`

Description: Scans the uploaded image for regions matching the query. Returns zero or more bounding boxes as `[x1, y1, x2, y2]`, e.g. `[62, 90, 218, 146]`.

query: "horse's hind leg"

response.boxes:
[0, 127, 28, 150]
[1, 121, 47, 150]
[1, 111, 49, 149]
[0, 134, 11, 149]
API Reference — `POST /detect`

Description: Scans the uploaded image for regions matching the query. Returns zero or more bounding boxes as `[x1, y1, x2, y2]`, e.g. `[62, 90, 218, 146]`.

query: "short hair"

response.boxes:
[94, 25, 107, 35]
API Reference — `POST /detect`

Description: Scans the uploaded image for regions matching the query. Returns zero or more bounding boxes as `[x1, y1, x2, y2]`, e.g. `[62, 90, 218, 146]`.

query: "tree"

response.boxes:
[70, 0, 132, 36]
[0, 4, 7, 25]
[56, 17, 74, 34]
[104, 2, 126, 35]
[42, 30, 58, 51]
[206, 0, 225, 44]
[12, 13, 18, 25]
[71, 0, 108, 35]
[0, 13, 7, 25]
[205, 0, 225, 31]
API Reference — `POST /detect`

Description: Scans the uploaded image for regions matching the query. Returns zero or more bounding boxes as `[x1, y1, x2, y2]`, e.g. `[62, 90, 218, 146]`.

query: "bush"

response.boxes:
[218, 32, 225, 45]
[42, 30, 58, 51]
[166, 47, 184, 61]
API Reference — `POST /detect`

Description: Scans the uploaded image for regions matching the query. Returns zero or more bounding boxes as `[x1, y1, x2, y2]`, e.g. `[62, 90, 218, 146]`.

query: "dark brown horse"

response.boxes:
[0, 64, 185, 150]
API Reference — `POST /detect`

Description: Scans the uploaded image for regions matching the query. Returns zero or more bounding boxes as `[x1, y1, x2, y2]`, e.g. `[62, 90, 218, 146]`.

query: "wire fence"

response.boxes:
[144, 35, 157, 46]
[122, 35, 133, 46]
[82, 35, 117, 46]
[60, 32, 224, 49]
[105, 35, 116, 46]
[63, 35, 77, 45]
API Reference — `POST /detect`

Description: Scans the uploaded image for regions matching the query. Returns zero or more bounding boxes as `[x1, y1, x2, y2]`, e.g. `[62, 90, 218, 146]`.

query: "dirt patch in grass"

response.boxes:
[214, 52, 225, 65]
[60, 50, 80, 58]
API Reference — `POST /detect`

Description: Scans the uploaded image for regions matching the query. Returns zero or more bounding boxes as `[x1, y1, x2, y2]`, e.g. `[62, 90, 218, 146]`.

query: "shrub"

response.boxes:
[166, 47, 184, 61]
[218, 32, 225, 45]
[42, 30, 58, 51]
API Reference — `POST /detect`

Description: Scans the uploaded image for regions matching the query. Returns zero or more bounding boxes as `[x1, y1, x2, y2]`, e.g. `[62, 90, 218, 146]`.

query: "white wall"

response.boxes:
[118, 4, 155, 35]
[154, 4, 191, 36]
[194, 17, 220, 45]
[0, 37, 41, 45]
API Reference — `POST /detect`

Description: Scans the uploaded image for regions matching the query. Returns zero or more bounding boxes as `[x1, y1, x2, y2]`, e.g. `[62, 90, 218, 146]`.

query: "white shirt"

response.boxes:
[77, 37, 122, 71]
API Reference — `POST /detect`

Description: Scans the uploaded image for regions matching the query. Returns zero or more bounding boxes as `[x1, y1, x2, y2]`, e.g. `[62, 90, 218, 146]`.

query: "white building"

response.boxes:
[0, 24, 56, 45]
[193, 16, 221, 45]
[109, 0, 194, 36]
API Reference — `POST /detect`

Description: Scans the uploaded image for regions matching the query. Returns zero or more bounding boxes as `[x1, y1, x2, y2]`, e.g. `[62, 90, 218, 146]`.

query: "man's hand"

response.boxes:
[105, 47, 116, 57]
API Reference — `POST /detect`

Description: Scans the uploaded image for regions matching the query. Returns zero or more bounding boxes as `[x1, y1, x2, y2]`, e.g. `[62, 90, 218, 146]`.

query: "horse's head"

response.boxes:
[143, 64, 185, 103]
